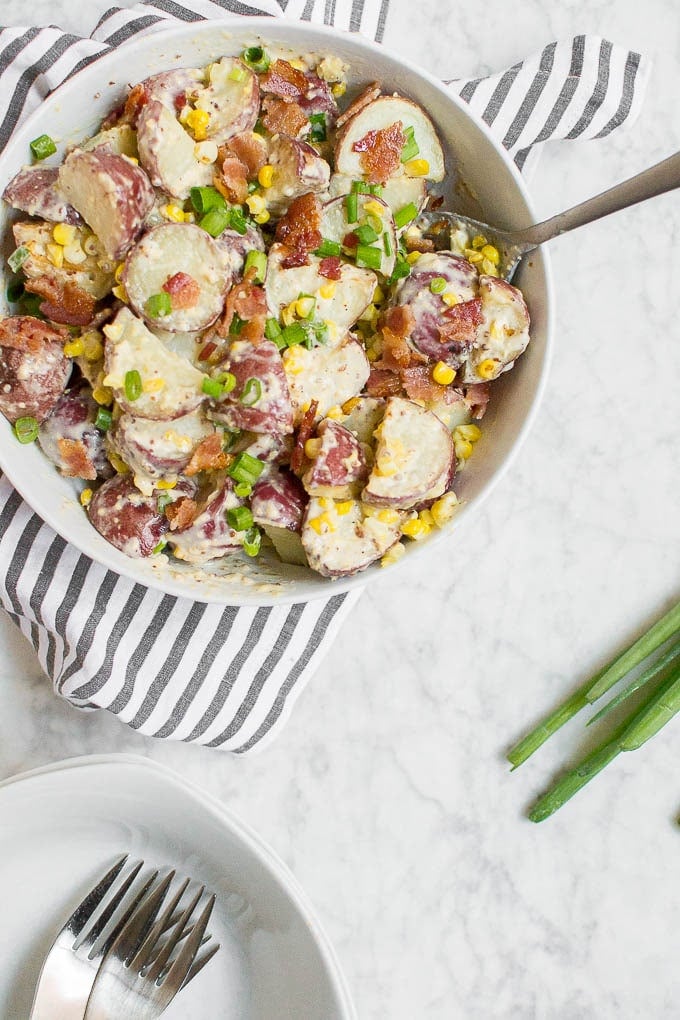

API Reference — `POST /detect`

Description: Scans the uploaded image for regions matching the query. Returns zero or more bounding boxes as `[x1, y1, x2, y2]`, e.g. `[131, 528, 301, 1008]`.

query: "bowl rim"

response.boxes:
[0, 16, 554, 606]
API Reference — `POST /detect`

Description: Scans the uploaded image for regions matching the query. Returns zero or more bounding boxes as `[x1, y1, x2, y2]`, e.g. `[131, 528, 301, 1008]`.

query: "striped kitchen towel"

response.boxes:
[0, 1, 650, 751]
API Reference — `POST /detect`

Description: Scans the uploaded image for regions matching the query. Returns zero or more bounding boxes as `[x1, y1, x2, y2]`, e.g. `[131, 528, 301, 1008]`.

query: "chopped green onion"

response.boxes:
[400, 125, 420, 163]
[202, 376, 224, 399]
[242, 46, 271, 73]
[309, 112, 327, 143]
[247, 180, 259, 194]
[229, 313, 245, 336]
[253, 118, 267, 136]
[157, 493, 173, 513]
[30, 134, 57, 161]
[350, 180, 369, 194]
[13, 415, 39, 444]
[281, 321, 307, 347]
[354, 223, 379, 245]
[124, 369, 142, 402]
[355, 243, 382, 271]
[145, 292, 172, 318]
[243, 526, 262, 557]
[190, 186, 226, 214]
[388, 257, 411, 285]
[21, 293, 44, 318]
[8, 247, 30, 273]
[264, 317, 282, 341]
[366, 213, 383, 234]
[215, 371, 236, 394]
[313, 237, 342, 258]
[200, 207, 231, 237]
[382, 232, 393, 257]
[228, 205, 249, 236]
[430, 276, 447, 294]
[94, 407, 112, 432]
[367, 183, 384, 196]
[311, 320, 329, 346]
[152, 539, 167, 555]
[240, 377, 262, 406]
[221, 428, 241, 451]
[6, 280, 25, 303]
[234, 480, 253, 498]
[345, 192, 358, 224]
[227, 505, 254, 531]
[394, 202, 419, 229]
[228, 451, 265, 485]
[244, 249, 267, 283]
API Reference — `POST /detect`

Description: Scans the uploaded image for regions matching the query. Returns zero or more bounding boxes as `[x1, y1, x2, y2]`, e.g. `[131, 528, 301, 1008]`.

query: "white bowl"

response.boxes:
[0, 18, 553, 606]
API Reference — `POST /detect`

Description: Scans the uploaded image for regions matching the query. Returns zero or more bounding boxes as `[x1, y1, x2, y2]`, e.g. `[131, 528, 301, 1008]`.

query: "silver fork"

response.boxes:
[84, 870, 220, 1019]
[419, 149, 680, 279]
[29, 855, 158, 1020]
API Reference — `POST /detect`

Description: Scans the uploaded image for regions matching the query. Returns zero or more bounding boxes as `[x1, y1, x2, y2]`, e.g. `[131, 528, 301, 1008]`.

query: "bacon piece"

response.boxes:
[379, 305, 422, 372]
[291, 399, 319, 475]
[262, 95, 308, 138]
[165, 495, 199, 531]
[464, 382, 490, 420]
[24, 276, 96, 327]
[438, 298, 484, 350]
[319, 256, 342, 280]
[275, 192, 322, 255]
[365, 367, 401, 399]
[184, 434, 229, 476]
[404, 235, 435, 253]
[225, 131, 268, 176]
[401, 365, 448, 403]
[218, 155, 249, 203]
[336, 81, 381, 129]
[56, 438, 97, 480]
[213, 279, 268, 340]
[122, 83, 149, 127]
[0, 315, 67, 353]
[162, 272, 201, 310]
[260, 59, 308, 100]
[281, 250, 309, 269]
[352, 121, 406, 185]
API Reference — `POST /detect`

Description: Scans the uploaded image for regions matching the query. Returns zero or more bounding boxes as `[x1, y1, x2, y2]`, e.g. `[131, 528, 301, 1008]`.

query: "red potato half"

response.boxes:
[302, 419, 369, 498]
[108, 409, 215, 494]
[328, 172, 427, 225]
[251, 469, 307, 532]
[0, 316, 70, 424]
[142, 68, 205, 110]
[363, 397, 454, 510]
[461, 275, 531, 383]
[265, 243, 376, 340]
[319, 194, 397, 277]
[282, 336, 370, 425]
[301, 497, 401, 578]
[335, 96, 445, 182]
[103, 306, 205, 420]
[137, 100, 214, 200]
[167, 478, 245, 563]
[38, 383, 110, 480]
[88, 474, 169, 558]
[57, 148, 155, 260]
[193, 58, 259, 143]
[263, 136, 331, 216]
[123, 223, 231, 333]
[210, 338, 294, 436]
[3, 167, 81, 224]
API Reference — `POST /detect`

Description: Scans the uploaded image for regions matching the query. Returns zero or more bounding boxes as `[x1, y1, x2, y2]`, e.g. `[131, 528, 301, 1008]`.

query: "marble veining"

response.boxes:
[1, 1, 680, 1017]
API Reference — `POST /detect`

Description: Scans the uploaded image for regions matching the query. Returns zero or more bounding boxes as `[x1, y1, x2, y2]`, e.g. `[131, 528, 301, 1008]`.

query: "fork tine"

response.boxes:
[180, 939, 221, 989]
[66, 855, 128, 940]
[128, 876, 190, 973]
[83, 862, 158, 960]
[108, 869, 173, 966]
[144, 885, 204, 984]
[74, 858, 146, 952]
[161, 895, 216, 992]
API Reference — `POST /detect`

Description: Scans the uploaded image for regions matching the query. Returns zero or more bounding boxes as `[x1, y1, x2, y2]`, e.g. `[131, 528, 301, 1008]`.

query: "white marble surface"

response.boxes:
[2, 1, 680, 1017]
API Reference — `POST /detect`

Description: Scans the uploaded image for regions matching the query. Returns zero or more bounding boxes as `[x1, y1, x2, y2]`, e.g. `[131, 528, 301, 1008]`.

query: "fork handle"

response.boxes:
[513, 150, 680, 247]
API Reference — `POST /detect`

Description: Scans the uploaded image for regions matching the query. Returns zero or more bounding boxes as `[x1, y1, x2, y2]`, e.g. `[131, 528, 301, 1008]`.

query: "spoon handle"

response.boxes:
[514, 150, 680, 247]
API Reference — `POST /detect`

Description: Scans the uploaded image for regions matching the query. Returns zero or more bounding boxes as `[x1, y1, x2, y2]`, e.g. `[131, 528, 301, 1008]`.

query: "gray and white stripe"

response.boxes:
[0, 2, 649, 750]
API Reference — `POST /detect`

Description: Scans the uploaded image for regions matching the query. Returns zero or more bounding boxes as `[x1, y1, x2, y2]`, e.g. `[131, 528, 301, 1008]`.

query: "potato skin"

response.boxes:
[0, 316, 70, 424]
[3, 166, 82, 224]
[88, 474, 169, 558]
[38, 383, 111, 479]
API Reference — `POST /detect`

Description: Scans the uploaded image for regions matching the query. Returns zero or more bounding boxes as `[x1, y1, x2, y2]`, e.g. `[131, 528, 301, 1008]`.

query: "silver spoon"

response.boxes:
[417, 149, 680, 280]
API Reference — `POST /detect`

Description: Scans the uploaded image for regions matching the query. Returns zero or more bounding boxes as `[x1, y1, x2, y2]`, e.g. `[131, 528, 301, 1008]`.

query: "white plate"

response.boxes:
[0, 754, 356, 1019]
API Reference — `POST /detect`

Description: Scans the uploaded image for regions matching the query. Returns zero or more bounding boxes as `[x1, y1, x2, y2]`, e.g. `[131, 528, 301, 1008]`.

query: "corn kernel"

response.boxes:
[162, 203, 187, 223]
[46, 243, 64, 268]
[381, 541, 405, 567]
[476, 358, 498, 380]
[186, 108, 210, 141]
[335, 500, 354, 516]
[194, 140, 218, 164]
[304, 437, 322, 459]
[246, 192, 266, 215]
[419, 508, 434, 528]
[142, 377, 165, 393]
[457, 423, 481, 442]
[52, 223, 77, 246]
[258, 164, 275, 189]
[331, 82, 346, 97]
[126, 156, 139, 165]
[63, 338, 84, 358]
[404, 158, 429, 177]
[155, 479, 177, 490]
[79, 488, 93, 507]
[363, 199, 385, 218]
[183, 212, 195, 223]
[406, 251, 421, 265]
[114, 262, 126, 283]
[377, 509, 400, 525]
[318, 281, 336, 300]
[432, 361, 456, 386]
[63, 242, 86, 265]
[442, 291, 458, 307]
[81, 332, 104, 362]
[288, 59, 306, 71]
[295, 295, 316, 318]
[465, 248, 484, 265]
[372, 284, 386, 304]
[489, 320, 502, 340]
[481, 258, 498, 276]
[112, 284, 128, 303]
[401, 518, 431, 540]
[254, 209, 270, 225]
[83, 235, 99, 256]
[325, 404, 343, 419]
[92, 385, 113, 405]
[107, 451, 129, 474]
[359, 303, 378, 327]
[309, 512, 335, 534]
[454, 435, 473, 461]
[375, 453, 398, 477]
[471, 234, 487, 250]
[481, 244, 500, 265]
[282, 348, 304, 374]
[430, 492, 459, 528]
[281, 301, 298, 327]
[341, 397, 359, 414]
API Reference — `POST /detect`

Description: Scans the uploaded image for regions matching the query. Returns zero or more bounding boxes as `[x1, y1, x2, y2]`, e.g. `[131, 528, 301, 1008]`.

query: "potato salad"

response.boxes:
[0, 47, 531, 578]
